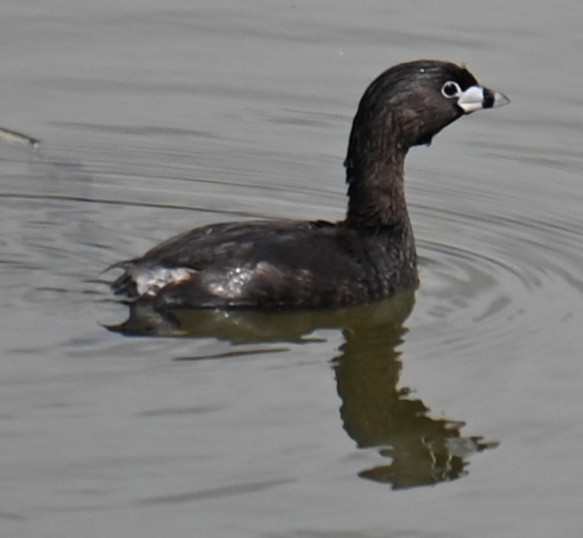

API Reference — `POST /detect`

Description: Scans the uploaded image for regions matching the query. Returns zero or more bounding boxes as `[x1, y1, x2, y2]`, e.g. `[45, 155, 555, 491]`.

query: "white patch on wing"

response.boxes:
[206, 266, 256, 299]
[132, 267, 195, 297]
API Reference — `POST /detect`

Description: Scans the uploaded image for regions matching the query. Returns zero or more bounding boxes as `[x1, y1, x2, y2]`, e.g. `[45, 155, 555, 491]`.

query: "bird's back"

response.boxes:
[111, 219, 417, 309]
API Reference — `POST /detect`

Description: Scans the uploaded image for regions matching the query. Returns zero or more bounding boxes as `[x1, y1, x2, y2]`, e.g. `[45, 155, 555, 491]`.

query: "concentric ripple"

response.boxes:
[409, 195, 583, 359]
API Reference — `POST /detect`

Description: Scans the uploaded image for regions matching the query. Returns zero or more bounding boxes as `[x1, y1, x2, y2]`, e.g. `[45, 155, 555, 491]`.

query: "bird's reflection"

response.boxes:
[106, 291, 497, 489]
[334, 319, 497, 489]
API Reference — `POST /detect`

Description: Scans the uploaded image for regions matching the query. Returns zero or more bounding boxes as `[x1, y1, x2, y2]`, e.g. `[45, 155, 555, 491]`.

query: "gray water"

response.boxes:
[2, 1, 583, 536]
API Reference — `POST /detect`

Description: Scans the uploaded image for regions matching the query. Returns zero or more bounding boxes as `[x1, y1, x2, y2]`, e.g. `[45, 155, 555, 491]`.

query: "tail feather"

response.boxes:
[105, 261, 140, 299]
[106, 261, 196, 301]
[111, 270, 139, 298]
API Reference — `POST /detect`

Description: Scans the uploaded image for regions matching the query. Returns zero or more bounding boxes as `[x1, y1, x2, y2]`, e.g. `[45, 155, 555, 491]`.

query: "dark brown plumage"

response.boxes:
[109, 60, 508, 309]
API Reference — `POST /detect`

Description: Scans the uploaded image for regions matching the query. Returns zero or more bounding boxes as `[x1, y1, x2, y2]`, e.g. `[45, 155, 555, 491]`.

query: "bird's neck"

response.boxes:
[344, 144, 410, 230]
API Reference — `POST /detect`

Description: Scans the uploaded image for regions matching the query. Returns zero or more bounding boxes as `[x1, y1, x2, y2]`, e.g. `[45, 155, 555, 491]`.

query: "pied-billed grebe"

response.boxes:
[110, 59, 509, 309]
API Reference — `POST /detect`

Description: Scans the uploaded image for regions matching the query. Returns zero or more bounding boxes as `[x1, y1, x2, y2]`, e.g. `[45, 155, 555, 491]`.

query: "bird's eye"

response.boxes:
[441, 81, 462, 98]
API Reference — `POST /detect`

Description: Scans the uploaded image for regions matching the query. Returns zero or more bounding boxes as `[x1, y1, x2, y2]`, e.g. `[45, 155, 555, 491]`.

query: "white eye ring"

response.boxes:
[441, 81, 462, 98]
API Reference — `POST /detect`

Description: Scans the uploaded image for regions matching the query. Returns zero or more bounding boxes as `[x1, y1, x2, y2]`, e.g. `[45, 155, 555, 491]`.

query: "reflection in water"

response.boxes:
[335, 321, 497, 489]
[106, 292, 497, 489]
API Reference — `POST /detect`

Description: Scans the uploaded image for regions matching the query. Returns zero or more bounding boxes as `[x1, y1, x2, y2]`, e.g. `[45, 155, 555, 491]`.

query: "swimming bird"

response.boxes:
[109, 59, 509, 309]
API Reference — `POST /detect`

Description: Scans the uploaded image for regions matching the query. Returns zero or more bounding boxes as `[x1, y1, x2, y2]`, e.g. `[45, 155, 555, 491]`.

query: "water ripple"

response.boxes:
[411, 198, 583, 358]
